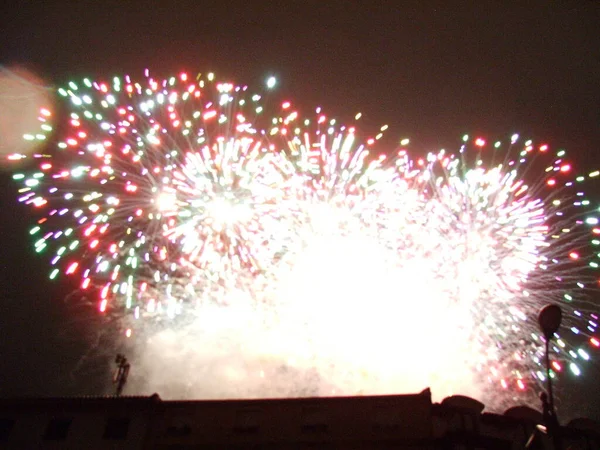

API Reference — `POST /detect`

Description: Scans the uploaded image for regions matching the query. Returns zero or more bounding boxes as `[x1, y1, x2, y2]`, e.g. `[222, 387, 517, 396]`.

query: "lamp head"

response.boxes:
[538, 304, 562, 340]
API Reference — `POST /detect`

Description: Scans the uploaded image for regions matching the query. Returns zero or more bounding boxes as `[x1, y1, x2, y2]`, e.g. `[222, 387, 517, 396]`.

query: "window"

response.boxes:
[0, 418, 15, 442]
[372, 405, 401, 432]
[165, 414, 192, 437]
[298, 444, 333, 450]
[233, 409, 262, 434]
[44, 418, 72, 440]
[165, 424, 191, 437]
[103, 417, 130, 440]
[301, 406, 328, 433]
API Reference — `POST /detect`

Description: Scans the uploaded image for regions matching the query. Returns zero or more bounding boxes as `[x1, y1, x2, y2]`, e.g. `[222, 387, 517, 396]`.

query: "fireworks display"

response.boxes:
[9, 70, 600, 409]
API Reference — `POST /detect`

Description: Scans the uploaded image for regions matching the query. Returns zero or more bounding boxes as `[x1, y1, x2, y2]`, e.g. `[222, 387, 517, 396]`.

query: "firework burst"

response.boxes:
[11, 71, 308, 316]
[9, 71, 600, 410]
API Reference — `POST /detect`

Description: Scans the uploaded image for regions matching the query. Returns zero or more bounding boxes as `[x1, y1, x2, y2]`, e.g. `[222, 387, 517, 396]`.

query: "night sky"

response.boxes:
[0, 1, 599, 421]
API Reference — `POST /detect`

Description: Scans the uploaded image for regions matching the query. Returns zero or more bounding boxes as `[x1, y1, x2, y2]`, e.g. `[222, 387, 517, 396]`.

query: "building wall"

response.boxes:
[0, 392, 598, 449]
[145, 392, 433, 449]
[0, 397, 156, 450]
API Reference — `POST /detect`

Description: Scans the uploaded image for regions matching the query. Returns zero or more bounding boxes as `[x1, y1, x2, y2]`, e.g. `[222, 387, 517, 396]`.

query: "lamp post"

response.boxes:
[537, 304, 562, 447]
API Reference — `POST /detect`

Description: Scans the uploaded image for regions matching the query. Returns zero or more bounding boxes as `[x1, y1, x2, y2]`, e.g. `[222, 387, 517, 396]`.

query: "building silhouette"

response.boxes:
[0, 389, 598, 449]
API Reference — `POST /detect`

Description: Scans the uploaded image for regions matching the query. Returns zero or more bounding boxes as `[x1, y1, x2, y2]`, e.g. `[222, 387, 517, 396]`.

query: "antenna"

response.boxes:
[113, 354, 130, 397]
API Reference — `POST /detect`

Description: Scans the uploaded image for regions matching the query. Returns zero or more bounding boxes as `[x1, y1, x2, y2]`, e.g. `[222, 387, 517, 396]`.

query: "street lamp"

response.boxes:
[537, 304, 562, 448]
[538, 304, 562, 417]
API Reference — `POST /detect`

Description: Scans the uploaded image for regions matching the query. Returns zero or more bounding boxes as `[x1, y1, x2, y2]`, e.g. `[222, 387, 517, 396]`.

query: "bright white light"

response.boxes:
[156, 192, 177, 212]
[266, 76, 277, 89]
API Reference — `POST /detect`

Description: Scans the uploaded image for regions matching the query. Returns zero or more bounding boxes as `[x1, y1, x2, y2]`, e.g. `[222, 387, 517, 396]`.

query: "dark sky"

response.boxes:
[0, 0, 599, 421]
